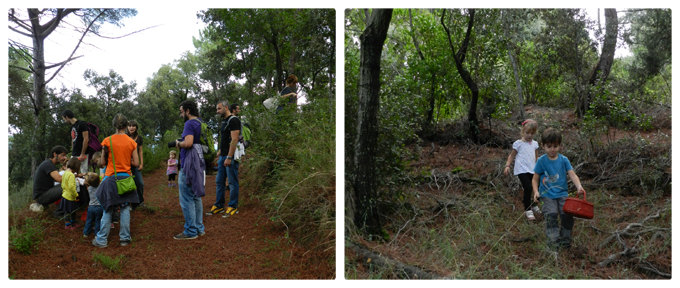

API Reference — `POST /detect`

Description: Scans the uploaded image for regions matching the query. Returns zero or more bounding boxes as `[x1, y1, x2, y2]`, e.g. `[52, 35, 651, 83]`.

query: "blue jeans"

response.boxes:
[94, 204, 131, 245]
[131, 166, 144, 208]
[178, 170, 205, 237]
[214, 156, 228, 209]
[83, 205, 103, 236]
[226, 160, 240, 208]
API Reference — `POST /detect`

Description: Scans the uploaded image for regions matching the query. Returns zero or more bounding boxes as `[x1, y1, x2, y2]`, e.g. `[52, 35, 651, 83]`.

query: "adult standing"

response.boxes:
[173, 100, 206, 240]
[92, 114, 140, 248]
[206, 100, 241, 217]
[126, 120, 145, 210]
[230, 103, 241, 116]
[33, 146, 68, 208]
[277, 75, 298, 112]
[62, 110, 89, 175]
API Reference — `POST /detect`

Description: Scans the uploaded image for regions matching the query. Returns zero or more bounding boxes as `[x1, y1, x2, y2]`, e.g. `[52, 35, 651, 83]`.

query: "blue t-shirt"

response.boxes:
[180, 118, 202, 169]
[534, 153, 573, 199]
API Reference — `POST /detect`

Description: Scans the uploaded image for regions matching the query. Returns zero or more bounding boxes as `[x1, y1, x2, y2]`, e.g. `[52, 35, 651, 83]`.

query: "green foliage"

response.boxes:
[92, 252, 125, 272]
[8, 181, 34, 211]
[243, 98, 335, 249]
[9, 218, 44, 255]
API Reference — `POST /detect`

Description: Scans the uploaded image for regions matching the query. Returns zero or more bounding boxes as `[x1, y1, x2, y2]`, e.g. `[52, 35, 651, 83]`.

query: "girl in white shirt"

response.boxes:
[504, 119, 540, 220]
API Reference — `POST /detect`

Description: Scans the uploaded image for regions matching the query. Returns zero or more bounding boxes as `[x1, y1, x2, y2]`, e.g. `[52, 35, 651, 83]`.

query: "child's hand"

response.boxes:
[503, 166, 510, 175]
[577, 186, 586, 197]
[533, 191, 540, 203]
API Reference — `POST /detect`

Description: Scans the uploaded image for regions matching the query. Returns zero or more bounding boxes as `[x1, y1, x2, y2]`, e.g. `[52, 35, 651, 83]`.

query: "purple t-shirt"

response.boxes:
[180, 119, 202, 169]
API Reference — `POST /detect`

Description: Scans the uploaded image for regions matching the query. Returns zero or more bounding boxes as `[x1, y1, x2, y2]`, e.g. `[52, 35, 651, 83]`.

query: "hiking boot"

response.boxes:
[525, 210, 535, 220]
[173, 233, 197, 240]
[531, 206, 542, 216]
[222, 207, 239, 218]
[92, 239, 107, 248]
[120, 240, 131, 247]
[205, 206, 225, 215]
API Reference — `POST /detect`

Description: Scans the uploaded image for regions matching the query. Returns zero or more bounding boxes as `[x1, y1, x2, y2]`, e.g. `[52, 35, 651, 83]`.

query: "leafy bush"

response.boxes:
[9, 218, 44, 255]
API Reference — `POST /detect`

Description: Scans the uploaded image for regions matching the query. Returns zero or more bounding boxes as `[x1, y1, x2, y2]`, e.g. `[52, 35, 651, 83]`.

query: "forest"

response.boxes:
[8, 8, 335, 279]
[345, 9, 671, 279]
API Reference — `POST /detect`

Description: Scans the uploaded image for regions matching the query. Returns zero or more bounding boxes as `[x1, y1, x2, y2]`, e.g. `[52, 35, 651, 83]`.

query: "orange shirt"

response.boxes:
[101, 134, 137, 176]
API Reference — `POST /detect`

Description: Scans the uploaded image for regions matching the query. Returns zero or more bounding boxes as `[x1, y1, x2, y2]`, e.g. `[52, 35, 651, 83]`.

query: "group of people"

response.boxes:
[31, 75, 299, 246]
[504, 119, 586, 251]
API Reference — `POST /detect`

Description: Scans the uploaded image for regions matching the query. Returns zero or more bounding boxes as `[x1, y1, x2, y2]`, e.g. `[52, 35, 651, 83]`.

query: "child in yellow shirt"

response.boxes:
[60, 158, 82, 230]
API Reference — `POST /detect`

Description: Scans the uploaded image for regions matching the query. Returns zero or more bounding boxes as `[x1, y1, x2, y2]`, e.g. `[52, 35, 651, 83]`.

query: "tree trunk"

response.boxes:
[502, 10, 524, 120]
[353, 9, 393, 237]
[441, 9, 479, 140]
[288, 37, 296, 75]
[578, 8, 618, 118]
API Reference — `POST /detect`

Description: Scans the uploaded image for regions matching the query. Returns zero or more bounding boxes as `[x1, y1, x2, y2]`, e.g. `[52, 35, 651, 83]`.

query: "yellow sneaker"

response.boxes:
[222, 207, 239, 218]
[205, 205, 224, 215]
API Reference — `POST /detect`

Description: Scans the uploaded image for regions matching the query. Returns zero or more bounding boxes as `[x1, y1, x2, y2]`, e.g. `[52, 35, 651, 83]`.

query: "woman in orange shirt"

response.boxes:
[92, 114, 139, 248]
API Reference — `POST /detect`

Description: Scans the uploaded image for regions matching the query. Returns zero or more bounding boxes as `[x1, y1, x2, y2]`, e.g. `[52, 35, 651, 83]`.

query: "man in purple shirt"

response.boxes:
[173, 100, 206, 240]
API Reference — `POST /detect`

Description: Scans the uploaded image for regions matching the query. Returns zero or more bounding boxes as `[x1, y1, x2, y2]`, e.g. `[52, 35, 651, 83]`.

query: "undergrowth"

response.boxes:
[9, 218, 45, 255]
[242, 98, 335, 251]
[347, 111, 671, 279]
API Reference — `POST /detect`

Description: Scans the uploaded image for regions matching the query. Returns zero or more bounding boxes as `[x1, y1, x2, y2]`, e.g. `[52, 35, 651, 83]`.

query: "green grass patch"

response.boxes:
[92, 252, 125, 272]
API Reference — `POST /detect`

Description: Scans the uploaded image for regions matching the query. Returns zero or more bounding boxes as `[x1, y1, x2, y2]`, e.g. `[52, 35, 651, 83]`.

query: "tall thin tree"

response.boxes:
[353, 9, 393, 237]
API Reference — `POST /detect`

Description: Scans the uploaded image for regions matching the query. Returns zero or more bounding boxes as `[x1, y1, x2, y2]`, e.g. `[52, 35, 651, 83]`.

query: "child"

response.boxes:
[504, 119, 540, 220]
[167, 150, 178, 187]
[60, 158, 81, 229]
[83, 172, 103, 237]
[90, 151, 102, 173]
[532, 127, 586, 250]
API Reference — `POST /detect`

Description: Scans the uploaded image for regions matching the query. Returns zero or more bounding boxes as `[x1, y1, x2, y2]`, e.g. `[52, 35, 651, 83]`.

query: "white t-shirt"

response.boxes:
[512, 139, 539, 175]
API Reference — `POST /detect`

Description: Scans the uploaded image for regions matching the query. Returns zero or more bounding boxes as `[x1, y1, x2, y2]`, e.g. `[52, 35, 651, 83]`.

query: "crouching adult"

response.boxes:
[33, 146, 69, 209]
[92, 114, 140, 248]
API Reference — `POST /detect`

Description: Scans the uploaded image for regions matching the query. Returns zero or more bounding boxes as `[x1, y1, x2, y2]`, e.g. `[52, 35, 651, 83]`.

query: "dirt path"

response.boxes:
[9, 166, 334, 279]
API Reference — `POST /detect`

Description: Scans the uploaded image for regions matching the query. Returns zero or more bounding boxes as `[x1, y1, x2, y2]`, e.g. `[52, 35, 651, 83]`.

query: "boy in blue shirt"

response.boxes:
[532, 128, 586, 250]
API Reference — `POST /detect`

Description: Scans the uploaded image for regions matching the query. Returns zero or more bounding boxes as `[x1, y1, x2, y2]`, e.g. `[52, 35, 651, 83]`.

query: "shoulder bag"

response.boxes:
[110, 136, 137, 195]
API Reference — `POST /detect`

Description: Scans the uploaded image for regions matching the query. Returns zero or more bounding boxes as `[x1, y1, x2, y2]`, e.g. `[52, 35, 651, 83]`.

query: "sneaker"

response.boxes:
[205, 206, 225, 215]
[198, 231, 206, 237]
[222, 207, 239, 218]
[531, 206, 542, 215]
[173, 233, 197, 240]
[92, 239, 107, 248]
[120, 240, 131, 247]
[525, 210, 535, 220]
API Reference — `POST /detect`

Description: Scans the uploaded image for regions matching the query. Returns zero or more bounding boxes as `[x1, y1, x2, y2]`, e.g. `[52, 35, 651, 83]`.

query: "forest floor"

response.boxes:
[346, 106, 672, 279]
[8, 164, 335, 279]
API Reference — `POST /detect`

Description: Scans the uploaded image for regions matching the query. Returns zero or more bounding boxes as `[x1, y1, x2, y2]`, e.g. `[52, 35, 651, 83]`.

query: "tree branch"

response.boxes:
[408, 9, 425, 61]
[89, 24, 161, 39]
[45, 9, 107, 85]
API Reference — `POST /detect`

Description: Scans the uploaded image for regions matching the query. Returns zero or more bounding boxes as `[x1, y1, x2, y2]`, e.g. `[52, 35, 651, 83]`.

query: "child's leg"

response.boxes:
[557, 197, 574, 248]
[541, 197, 560, 249]
[94, 206, 103, 235]
[83, 206, 95, 235]
[517, 173, 534, 211]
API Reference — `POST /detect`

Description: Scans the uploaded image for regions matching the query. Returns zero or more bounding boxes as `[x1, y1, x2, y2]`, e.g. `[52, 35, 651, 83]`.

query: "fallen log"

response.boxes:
[346, 241, 440, 279]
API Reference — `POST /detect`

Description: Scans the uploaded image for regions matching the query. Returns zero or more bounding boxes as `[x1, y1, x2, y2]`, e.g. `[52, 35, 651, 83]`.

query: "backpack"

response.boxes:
[85, 122, 102, 165]
[226, 116, 249, 149]
[242, 123, 251, 149]
[193, 118, 216, 160]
